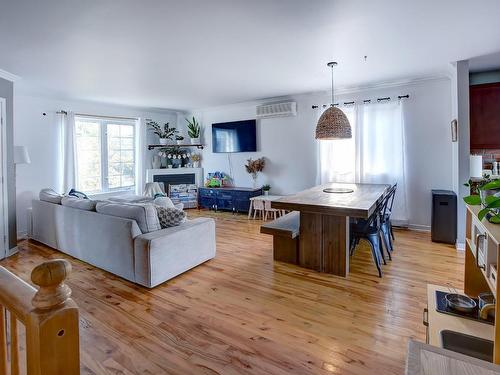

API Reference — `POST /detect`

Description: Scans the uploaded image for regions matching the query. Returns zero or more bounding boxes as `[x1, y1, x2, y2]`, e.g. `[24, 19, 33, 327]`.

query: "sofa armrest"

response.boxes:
[134, 218, 216, 288]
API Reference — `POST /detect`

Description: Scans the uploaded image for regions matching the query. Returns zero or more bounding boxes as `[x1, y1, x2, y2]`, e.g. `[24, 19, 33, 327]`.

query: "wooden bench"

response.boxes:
[260, 211, 300, 264]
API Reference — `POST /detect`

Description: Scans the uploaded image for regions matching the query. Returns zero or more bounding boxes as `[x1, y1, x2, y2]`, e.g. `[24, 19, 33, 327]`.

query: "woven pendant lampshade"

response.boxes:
[315, 62, 352, 140]
[315, 106, 352, 139]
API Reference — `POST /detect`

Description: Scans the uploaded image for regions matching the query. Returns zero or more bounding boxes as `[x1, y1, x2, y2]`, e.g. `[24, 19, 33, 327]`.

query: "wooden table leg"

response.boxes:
[299, 212, 349, 277]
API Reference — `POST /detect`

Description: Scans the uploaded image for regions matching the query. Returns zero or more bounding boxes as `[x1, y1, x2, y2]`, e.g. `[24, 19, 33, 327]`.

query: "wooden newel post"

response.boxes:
[27, 260, 80, 375]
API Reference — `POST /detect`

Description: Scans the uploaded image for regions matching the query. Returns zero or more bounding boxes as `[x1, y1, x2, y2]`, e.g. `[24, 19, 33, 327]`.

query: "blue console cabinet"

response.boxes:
[199, 187, 263, 213]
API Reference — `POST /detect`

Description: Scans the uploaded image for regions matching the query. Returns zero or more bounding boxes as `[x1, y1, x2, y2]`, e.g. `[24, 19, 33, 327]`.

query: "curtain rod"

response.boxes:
[55, 111, 138, 121]
[312, 94, 409, 109]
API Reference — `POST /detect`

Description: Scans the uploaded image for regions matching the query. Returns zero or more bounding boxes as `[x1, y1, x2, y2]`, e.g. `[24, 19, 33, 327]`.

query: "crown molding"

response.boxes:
[334, 74, 451, 95]
[0, 69, 21, 82]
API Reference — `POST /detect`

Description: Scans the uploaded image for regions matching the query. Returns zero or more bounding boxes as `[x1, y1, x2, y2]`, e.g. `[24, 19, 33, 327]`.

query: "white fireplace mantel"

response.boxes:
[146, 168, 204, 187]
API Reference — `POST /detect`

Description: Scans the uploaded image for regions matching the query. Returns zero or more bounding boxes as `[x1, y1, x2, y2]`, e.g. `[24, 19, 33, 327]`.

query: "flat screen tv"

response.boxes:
[212, 119, 257, 153]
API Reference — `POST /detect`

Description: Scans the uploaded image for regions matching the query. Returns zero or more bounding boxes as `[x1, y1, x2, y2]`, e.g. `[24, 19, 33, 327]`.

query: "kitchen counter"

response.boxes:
[406, 340, 500, 374]
[427, 284, 494, 346]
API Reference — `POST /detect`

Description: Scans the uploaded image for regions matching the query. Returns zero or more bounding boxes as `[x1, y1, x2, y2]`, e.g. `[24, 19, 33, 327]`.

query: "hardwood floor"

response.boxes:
[1, 210, 464, 374]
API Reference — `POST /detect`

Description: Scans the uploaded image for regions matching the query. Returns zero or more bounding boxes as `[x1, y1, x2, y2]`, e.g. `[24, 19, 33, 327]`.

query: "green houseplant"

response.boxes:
[463, 178, 500, 224]
[147, 120, 178, 145]
[262, 184, 271, 195]
[176, 135, 185, 145]
[186, 116, 201, 144]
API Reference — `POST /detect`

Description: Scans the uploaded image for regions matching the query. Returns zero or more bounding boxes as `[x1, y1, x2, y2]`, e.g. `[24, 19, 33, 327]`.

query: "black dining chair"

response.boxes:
[380, 184, 397, 256]
[349, 198, 388, 278]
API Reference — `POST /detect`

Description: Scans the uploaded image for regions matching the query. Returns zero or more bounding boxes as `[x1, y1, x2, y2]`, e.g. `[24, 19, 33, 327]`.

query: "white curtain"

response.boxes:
[60, 111, 76, 193]
[135, 117, 146, 195]
[318, 106, 356, 184]
[317, 101, 408, 225]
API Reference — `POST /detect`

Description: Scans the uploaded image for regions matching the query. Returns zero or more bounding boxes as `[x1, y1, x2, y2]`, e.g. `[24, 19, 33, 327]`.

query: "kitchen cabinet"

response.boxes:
[470, 83, 500, 149]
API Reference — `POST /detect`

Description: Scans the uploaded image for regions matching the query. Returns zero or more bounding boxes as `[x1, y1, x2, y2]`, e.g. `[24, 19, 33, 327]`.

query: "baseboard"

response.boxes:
[456, 242, 465, 251]
[5, 246, 19, 257]
[408, 224, 431, 232]
[17, 231, 28, 240]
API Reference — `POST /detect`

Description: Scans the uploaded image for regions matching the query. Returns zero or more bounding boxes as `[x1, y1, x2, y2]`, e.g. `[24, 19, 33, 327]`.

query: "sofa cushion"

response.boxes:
[96, 202, 161, 233]
[61, 196, 98, 211]
[155, 206, 186, 228]
[107, 195, 153, 204]
[39, 188, 63, 204]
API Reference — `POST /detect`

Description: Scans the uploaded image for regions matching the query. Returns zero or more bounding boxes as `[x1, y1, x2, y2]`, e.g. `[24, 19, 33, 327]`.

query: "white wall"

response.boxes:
[194, 77, 453, 230]
[13, 92, 184, 236]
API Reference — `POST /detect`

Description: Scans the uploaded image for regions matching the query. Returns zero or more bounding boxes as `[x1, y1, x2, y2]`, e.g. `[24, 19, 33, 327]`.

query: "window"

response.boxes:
[318, 101, 408, 225]
[75, 116, 136, 194]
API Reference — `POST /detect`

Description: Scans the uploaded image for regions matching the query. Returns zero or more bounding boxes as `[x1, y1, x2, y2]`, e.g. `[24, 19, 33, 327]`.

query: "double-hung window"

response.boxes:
[74, 116, 136, 194]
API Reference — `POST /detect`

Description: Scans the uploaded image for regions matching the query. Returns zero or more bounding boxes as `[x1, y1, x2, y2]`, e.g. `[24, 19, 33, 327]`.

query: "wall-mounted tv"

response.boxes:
[212, 119, 257, 153]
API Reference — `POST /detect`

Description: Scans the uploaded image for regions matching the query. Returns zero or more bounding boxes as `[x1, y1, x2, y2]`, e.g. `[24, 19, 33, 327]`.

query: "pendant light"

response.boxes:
[315, 62, 352, 139]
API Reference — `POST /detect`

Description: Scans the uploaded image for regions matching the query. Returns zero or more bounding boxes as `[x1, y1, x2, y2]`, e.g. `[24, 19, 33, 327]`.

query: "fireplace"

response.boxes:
[146, 168, 203, 192]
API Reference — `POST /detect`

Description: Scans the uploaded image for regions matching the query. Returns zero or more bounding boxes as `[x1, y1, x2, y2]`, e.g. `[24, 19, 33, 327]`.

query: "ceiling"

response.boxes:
[469, 51, 500, 73]
[1, 0, 500, 110]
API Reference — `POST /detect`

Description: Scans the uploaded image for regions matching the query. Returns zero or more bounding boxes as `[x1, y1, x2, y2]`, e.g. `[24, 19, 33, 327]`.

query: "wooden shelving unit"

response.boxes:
[465, 204, 500, 364]
[147, 144, 204, 150]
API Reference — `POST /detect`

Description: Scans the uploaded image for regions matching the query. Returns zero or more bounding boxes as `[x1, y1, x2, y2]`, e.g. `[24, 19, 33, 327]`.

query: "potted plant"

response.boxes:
[186, 116, 201, 144]
[245, 157, 265, 188]
[176, 135, 184, 145]
[147, 120, 178, 145]
[191, 154, 201, 168]
[262, 184, 271, 196]
[463, 177, 500, 223]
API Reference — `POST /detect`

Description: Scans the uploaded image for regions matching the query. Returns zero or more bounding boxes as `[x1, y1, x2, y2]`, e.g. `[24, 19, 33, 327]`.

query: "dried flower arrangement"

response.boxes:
[245, 157, 265, 186]
[191, 154, 201, 162]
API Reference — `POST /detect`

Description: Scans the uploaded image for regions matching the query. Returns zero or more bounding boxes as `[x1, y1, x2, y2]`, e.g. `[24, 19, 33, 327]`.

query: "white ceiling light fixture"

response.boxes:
[315, 62, 352, 140]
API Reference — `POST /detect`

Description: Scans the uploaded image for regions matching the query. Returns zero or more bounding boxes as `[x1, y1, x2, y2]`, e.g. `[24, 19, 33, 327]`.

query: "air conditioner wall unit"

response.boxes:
[256, 101, 297, 119]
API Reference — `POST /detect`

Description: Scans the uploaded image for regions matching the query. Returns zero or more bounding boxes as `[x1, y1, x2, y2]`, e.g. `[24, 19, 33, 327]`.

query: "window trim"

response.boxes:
[75, 116, 136, 195]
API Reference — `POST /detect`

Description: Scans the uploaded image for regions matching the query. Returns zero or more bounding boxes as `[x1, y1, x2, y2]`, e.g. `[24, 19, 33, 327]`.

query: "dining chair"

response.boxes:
[349, 198, 387, 277]
[264, 200, 280, 220]
[253, 199, 265, 220]
[380, 184, 397, 255]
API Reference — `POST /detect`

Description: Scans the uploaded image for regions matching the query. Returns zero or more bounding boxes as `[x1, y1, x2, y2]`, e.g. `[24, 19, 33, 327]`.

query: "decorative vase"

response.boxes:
[264, 190, 269, 196]
[252, 175, 258, 189]
[159, 138, 168, 145]
[190, 137, 200, 144]
[193, 161, 200, 168]
[152, 155, 161, 169]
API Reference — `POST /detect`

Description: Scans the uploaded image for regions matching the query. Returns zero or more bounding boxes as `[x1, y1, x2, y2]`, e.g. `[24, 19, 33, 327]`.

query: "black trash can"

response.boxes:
[431, 190, 457, 244]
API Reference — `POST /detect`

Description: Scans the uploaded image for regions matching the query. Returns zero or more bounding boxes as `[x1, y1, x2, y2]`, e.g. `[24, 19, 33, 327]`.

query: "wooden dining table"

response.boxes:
[271, 182, 390, 277]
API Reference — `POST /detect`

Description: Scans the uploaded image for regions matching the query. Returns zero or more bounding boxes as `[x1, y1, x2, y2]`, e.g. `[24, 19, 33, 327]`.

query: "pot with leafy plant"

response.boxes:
[147, 120, 178, 145]
[186, 116, 201, 144]
[245, 157, 265, 188]
[463, 178, 500, 224]
[176, 135, 184, 145]
[262, 184, 271, 196]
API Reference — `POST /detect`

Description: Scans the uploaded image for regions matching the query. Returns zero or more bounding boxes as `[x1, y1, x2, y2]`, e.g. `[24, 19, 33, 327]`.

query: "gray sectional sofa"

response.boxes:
[28, 194, 216, 288]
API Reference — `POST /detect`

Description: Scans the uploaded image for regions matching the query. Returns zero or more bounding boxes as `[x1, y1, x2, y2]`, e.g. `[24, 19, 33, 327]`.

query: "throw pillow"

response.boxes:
[153, 196, 176, 209]
[68, 188, 89, 199]
[155, 206, 186, 228]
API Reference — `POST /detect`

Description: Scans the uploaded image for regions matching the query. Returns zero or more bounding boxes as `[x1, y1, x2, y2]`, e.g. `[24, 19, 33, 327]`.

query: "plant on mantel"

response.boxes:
[464, 178, 500, 223]
[186, 116, 201, 144]
[147, 120, 178, 145]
